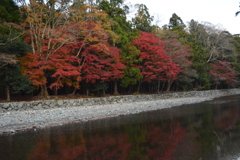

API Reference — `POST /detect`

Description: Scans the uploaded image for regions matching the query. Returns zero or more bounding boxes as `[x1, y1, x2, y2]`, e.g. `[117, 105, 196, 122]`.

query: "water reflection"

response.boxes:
[0, 95, 240, 160]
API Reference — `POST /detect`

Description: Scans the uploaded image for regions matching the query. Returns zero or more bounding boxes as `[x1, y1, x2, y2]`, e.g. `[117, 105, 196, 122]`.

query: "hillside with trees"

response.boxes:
[0, 0, 239, 101]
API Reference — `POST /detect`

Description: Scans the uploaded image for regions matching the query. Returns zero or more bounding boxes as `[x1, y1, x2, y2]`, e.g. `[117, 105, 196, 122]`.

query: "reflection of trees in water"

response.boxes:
[26, 98, 240, 160]
[214, 104, 240, 132]
[86, 133, 131, 160]
[195, 102, 240, 160]
[144, 122, 185, 160]
[126, 124, 148, 160]
[28, 121, 186, 160]
[196, 105, 218, 160]
[213, 104, 240, 159]
[28, 132, 87, 160]
[27, 130, 131, 160]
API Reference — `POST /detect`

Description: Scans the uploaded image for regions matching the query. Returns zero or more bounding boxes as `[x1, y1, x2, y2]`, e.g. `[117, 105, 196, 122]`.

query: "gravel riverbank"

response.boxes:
[0, 96, 215, 135]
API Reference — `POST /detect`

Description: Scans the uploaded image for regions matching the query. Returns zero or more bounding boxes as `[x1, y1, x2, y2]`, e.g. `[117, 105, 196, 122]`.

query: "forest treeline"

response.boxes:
[1, 0, 240, 100]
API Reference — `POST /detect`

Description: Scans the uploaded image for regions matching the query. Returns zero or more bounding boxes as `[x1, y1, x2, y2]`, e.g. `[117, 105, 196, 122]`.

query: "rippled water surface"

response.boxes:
[1, 95, 240, 160]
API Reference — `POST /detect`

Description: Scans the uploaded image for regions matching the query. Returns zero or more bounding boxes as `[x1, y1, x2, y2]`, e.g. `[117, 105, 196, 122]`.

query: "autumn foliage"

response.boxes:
[20, 44, 81, 89]
[80, 40, 125, 84]
[145, 123, 185, 159]
[132, 32, 181, 91]
[209, 61, 237, 89]
[1, 0, 239, 99]
[19, 3, 125, 96]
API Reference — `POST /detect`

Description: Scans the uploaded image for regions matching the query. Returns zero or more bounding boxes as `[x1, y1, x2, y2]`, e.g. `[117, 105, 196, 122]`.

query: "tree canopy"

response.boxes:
[0, 0, 239, 100]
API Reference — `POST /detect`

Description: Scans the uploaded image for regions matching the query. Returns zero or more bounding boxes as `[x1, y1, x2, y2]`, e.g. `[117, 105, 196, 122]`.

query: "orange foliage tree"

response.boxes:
[20, 1, 124, 96]
[19, 0, 82, 97]
[69, 3, 125, 95]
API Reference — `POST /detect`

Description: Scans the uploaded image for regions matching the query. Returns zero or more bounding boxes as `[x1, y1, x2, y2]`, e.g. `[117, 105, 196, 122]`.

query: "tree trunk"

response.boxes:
[86, 87, 89, 96]
[157, 80, 160, 94]
[166, 80, 172, 92]
[176, 80, 178, 91]
[6, 84, 10, 101]
[161, 81, 166, 91]
[148, 83, 152, 92]
[53, 87, 58, 96]
[38, 84, 49, 98]
[5, 69, 10, 101]
[5, 67, 10, 101]
[128, 86, 132, 94]
[137, 81, 142, 93]
[113, 80, 119, 95]
[71, 88, 77, 95]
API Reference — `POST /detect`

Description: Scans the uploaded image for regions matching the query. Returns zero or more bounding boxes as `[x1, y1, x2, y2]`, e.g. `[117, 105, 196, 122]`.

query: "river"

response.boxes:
[0, 95, 240, 160]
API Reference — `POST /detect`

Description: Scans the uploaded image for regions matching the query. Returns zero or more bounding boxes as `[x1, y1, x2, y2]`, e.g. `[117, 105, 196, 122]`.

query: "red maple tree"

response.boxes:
[21, 33, 82, 96]
[132, 31, 181, 92]
[20, 3, 122, 96]
[68, 6, 125, 95]
[209, 61, 237, 89]
[80, 44, 125, 95]
[158, 30, 196, 91]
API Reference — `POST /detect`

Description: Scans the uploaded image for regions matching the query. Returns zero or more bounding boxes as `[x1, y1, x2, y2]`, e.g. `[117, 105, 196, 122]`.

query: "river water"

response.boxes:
[0, 95, 240, 160]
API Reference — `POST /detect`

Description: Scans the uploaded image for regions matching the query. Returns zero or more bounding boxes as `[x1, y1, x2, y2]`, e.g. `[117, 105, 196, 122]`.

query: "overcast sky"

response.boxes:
[126, 0, 240, 35]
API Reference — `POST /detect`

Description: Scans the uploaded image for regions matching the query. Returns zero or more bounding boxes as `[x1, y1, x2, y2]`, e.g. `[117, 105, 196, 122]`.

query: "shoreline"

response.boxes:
[0, 96, 216, 135]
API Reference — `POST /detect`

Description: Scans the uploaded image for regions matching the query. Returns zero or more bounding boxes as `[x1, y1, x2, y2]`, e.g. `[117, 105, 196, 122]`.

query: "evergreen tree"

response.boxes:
[0, 0, 32, 100]
[168, 13, 185, 30]
[187, 20, 237, 89]
[0, 0, 21, 23]
[168, 13, 187, 42]
[98, 0, 142, 93]
[0, 34, 34, 101]
[132, 4, 154, 33]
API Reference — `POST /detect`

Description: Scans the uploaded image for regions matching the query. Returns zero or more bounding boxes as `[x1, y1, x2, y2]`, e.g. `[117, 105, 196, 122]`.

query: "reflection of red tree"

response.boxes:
[28, 132, 131, 160]
[145, 123, 185, 160]
[28, 139, 51, 160]
[28, 134, 87, 160]
[87, 133, 131, 160]
[214, 107, 240, 131]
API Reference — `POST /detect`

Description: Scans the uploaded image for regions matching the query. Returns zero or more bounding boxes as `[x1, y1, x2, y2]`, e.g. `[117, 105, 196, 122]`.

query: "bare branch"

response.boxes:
[0, 53, 18, 69]
[0, 63, 7, 69]
[0, 33, 23, 46]
[189, 20, 235, 63]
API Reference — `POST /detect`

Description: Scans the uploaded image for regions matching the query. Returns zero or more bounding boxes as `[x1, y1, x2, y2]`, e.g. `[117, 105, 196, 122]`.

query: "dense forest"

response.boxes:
[1, 0, 240, 101]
